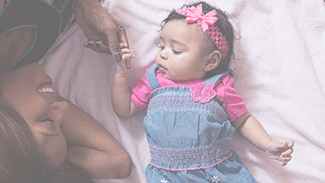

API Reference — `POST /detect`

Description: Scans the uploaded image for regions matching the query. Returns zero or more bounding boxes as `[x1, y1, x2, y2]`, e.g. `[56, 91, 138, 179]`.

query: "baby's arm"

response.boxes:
[232, 112, 294, 166]
[112, 47, 140, 118]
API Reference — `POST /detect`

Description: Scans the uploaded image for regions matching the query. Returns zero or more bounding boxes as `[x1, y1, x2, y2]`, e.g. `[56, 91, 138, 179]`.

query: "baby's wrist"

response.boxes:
[262, 138, 274, 152]
[115, 72, 129, 80]
[115, 62, 128, 73]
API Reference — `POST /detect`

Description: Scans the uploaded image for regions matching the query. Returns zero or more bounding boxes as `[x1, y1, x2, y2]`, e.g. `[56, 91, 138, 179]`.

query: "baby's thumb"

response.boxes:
[274, 140, 287, 149]
[276, 140, 294, 149]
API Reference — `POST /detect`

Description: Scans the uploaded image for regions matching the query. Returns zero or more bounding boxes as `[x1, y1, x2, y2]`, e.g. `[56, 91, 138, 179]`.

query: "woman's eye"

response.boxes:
[172, 49, 181, 54]
[41, 117, 53, 123]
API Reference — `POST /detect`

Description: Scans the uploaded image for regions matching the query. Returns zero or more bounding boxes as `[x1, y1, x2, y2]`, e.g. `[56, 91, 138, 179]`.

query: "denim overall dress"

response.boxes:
[144, 64, 257, 183]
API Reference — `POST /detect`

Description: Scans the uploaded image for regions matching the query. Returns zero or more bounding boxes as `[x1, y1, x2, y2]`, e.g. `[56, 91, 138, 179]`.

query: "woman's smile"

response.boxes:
[38, 76, 55, 94]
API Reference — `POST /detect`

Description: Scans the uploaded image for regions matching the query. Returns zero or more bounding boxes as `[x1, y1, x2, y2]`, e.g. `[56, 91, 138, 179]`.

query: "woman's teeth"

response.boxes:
[38, 88, 55, 93]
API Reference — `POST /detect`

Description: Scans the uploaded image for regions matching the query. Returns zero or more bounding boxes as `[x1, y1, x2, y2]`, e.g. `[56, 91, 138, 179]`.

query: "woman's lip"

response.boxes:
[38, 76, 53, 90]
[39, 76, 53, 86]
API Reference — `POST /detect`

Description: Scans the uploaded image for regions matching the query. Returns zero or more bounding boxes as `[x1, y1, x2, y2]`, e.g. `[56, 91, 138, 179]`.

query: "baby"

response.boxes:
[112, 2, 294, 182]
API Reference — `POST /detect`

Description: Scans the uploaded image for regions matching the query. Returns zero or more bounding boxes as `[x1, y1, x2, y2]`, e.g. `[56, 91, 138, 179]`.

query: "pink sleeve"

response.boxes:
[130, 75, 152, 110]
[218, 75, 248, 121]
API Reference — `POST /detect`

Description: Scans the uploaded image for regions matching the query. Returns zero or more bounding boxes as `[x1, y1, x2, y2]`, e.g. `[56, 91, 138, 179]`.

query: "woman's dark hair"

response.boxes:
[0, 98, 93, 183]
[162, 1, 234, 78]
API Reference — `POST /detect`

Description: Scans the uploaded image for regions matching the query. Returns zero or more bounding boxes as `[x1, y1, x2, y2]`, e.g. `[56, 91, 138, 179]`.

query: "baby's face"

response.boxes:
[155, 19, 210, 81]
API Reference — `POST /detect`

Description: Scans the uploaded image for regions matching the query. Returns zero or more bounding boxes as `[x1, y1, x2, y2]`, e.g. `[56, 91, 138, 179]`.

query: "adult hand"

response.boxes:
[72, 0, 130, 68]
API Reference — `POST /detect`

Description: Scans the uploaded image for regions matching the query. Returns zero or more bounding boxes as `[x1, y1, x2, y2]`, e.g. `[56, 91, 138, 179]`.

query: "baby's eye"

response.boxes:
[158, 45, 165, 50]
[172, 49, 181, 54]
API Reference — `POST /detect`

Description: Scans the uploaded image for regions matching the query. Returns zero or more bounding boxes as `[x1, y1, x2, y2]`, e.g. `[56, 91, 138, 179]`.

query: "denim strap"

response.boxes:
[147, 63, 161, 90]
[204, 71, 232, 86]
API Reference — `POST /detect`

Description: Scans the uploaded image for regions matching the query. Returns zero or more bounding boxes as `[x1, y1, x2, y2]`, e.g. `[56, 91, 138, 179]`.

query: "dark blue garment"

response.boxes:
[144, 64, 257, 183]
[0, 0, 71, 70]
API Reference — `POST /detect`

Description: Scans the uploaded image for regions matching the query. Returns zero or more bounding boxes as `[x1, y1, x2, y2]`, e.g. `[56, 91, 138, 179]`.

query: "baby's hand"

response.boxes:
[264, 139, 294, 166]
[116, 45, 134, 73]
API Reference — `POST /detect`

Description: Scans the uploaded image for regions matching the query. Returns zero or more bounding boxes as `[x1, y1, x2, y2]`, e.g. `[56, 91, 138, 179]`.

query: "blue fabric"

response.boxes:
[143, 64, 256, 183]
[0, 0, 70, 70]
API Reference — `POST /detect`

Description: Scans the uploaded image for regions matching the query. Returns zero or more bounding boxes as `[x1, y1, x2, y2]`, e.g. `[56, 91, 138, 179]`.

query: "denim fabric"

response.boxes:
[146, 152, 256, 183]
[144, 64, 256, 183]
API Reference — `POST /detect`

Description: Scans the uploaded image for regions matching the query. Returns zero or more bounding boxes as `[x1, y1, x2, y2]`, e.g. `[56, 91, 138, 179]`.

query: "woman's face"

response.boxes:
[0, 63, 69, 167]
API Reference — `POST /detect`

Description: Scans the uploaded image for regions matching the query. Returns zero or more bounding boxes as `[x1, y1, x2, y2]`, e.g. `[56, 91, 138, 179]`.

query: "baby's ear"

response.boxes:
[204, 50, 221, 72]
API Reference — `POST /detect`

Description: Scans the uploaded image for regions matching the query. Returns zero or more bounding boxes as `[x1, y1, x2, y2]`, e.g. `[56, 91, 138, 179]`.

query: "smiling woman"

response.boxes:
[0, 63, 132, 183]
[0, 0, 132, 182]
[0, 97, 93, 183]
[0, 63, 69, 168]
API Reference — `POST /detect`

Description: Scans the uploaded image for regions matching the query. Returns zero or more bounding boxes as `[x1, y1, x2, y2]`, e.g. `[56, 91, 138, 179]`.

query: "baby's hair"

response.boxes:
[162, 1, 234, 78]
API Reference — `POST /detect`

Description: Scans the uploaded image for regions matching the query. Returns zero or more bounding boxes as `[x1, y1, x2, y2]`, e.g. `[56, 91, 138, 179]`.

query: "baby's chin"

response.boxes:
[159, 70, 200, 82]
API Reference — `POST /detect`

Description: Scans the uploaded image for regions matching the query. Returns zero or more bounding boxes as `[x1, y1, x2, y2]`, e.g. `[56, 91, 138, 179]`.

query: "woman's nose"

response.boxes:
[50, 101, 69, 123]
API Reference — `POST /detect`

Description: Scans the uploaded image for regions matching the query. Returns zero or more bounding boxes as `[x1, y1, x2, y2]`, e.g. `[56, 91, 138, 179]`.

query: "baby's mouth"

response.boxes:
[157, 64, 167, 74]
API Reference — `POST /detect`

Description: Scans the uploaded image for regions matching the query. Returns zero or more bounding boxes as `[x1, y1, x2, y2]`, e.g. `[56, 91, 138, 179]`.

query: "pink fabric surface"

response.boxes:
[131, 68, 247, 121]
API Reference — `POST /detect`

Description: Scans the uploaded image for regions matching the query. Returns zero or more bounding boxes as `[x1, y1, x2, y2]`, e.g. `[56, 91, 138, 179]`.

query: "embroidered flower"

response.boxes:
[211, 175, 221, 182]
[160, 179, 168, 183]
[190, 83, 216, 103]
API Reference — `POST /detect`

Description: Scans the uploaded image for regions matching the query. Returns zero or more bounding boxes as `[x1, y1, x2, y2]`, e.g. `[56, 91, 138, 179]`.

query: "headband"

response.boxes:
[176, 4, 229, 59]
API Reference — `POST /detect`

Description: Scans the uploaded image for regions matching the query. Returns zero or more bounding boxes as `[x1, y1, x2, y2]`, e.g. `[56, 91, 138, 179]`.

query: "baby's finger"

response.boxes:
[122, 53, 134, 60]
[286, 140, 294, 148]
[274, 139, 295, 151]
[280, 161, 288, 166]
[121, 48, 133, 55]
[120, 42, 128, 49]
[281, 148, 294, 157]
[281, 155, 292, 162]
[280, 156, 292, 166]
[122, 49, 134, 69]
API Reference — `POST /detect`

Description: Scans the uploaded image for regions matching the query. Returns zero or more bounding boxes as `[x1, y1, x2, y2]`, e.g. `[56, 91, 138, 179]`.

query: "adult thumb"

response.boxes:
[107, 33, 122, 61]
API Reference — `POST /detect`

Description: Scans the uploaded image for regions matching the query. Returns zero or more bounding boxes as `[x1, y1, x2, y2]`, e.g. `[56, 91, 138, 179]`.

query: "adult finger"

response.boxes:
[117, 26, 131, 69]
[94, 40, 111, 54]
[106, 27, 122, 61]
[84, 41, 101, 53]
[117, 26, 129, 49]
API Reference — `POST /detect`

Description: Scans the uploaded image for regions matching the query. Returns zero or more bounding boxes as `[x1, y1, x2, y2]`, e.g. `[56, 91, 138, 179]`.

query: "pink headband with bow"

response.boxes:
[177, 4, 229, 59]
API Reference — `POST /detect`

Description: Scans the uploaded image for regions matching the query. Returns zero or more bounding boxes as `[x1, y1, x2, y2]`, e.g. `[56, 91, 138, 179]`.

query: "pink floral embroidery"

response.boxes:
[190, 83, 216, 103]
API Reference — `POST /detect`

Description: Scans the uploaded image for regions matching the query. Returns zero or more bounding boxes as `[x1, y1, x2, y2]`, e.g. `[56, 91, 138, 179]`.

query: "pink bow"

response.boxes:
[185, 4, 218, 31]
